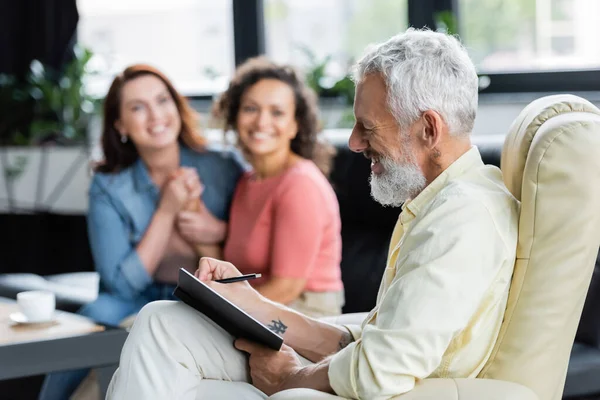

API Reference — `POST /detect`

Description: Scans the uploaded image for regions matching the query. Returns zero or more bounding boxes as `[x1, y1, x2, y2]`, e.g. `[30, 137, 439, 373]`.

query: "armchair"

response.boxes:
[271, 94, 600, 400]
[402, 95, 600, 399]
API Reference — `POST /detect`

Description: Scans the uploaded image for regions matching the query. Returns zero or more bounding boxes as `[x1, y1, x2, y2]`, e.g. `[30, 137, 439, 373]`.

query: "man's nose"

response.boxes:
[348, 127, 367, 153]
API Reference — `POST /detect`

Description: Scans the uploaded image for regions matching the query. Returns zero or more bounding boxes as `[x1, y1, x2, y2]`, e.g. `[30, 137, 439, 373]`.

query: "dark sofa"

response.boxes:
[0, 134, 599, 399]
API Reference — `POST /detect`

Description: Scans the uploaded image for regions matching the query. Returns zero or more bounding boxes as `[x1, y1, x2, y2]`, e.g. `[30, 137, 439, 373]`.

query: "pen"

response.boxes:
[215, 273, 262, 284]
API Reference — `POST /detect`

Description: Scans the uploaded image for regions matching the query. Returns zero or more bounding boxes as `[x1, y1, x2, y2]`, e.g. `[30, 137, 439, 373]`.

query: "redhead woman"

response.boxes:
[39, 64, 244, 400]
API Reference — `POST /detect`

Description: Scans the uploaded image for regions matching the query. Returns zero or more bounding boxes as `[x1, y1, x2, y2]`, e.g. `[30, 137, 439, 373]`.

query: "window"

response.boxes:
[264, 0, 408, 81]
[77, 0, 235, 97]
[460, 0, 600, 73]
[263, 0, 407, 128]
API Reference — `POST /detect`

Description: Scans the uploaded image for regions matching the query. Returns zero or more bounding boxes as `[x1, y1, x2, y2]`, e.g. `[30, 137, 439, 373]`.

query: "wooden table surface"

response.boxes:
[0, 302, 104, 346]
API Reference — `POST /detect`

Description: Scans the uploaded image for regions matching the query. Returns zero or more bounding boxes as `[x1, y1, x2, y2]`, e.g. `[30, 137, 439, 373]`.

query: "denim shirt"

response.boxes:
[87, 143, 245, 301]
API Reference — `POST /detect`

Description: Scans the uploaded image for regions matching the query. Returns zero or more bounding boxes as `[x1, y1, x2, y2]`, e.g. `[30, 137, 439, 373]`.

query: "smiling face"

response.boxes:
[115, 74, 182, 152]
[235, 78, 299, 159]
[349, 73, 426, 206]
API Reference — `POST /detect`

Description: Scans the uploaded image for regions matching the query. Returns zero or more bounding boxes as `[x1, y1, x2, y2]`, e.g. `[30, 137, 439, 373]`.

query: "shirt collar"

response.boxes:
[404, 146, 484, 219]
[132, 158, 154, 192]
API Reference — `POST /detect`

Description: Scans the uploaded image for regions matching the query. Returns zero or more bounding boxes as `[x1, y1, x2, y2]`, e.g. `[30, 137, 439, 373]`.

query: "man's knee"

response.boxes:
[137, 301, 227, 339]
[133, 300, 183, 329]
[136, 300, 174, 320]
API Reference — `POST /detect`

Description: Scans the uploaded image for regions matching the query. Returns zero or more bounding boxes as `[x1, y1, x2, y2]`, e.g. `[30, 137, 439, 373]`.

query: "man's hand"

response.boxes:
[235, 339, 303, 396]
[194, 258, 262, 312]
[195, 257, 242, 281]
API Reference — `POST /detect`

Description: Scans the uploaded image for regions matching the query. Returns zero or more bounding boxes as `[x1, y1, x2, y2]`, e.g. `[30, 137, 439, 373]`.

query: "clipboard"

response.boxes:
[173, 268, 283, 351]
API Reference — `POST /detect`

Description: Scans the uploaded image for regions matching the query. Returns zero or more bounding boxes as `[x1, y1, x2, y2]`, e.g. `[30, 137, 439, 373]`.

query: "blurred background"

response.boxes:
[2, 0, 600, 214]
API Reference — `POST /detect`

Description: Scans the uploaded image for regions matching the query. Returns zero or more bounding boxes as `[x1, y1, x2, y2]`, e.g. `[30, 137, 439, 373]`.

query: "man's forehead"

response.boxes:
[355, 74, 393, 125]
[356, 73, 387, 99]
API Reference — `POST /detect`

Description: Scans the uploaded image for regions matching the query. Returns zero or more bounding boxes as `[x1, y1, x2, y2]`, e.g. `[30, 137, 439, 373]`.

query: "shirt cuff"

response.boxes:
[343, 324, 363, 341]
[119, 250, 153, 296]
[328, 340, 359, 399]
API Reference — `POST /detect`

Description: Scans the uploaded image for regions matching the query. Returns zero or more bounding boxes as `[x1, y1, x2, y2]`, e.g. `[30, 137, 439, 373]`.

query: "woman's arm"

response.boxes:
[255, 173, 331, 304]
[134, 207, 178, 274]
[176, 209, 227, 245]
[176, 196, 227, 261]
[87, 191, 174, 299]
[255, 277, 306, 304]
[194, 244, 224, 260]
[137, 170, 201, 274]
[88, 172, 196, 299]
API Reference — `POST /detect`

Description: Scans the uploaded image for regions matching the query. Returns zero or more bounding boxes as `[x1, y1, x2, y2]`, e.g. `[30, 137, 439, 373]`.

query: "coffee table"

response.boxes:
[0, 297, 128, 397]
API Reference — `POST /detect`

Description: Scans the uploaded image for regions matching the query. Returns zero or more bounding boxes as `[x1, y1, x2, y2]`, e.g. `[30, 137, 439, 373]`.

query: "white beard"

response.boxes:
[369, 156, 427, 207]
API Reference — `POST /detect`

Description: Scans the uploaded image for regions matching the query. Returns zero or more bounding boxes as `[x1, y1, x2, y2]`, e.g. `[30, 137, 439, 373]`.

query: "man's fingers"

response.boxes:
[194, 268, 212, 280]
[196, 257, 217, 281]
[234, 338, 259, 354]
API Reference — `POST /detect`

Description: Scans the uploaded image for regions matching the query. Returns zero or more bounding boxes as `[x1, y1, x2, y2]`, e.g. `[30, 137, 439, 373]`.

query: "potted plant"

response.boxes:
[299, 46, 356, 129]
[0, 45, 101, 213]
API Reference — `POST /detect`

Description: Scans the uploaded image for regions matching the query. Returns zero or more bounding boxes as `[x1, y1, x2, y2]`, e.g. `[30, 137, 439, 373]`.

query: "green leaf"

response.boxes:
[434, 10, 459, 36]
[1, 45, 99, 145]
[4, 154, 28, 181]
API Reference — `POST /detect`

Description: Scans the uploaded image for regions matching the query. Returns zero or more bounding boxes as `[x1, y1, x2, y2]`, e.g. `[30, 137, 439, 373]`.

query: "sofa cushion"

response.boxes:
[330, 145, 400, 313]
[563, 342, 600, 398]
[575, 251, 600, 348]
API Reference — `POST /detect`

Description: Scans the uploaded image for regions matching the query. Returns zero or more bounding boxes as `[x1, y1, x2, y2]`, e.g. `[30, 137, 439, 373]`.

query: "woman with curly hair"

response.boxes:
[214, 56, 344, 317]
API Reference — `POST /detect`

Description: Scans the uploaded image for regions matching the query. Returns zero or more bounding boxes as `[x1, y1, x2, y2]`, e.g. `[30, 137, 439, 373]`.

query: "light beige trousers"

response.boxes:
[74, 291, 344, 400]
[105, 300, 366, 400]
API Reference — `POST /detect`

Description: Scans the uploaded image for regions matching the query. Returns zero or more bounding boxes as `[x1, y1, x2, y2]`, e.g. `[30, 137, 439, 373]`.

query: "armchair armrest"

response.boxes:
[269, 378, 538, 400]
[395, 378, 538, 400]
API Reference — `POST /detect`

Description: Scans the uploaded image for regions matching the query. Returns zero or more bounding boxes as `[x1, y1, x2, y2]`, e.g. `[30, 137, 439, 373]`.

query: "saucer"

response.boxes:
[9, 311, 56, 325]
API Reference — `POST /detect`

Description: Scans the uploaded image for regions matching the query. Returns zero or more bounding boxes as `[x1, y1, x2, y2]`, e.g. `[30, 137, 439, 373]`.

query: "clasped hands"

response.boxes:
[160, 167, 226, 244]
[194, 257, 307, 396]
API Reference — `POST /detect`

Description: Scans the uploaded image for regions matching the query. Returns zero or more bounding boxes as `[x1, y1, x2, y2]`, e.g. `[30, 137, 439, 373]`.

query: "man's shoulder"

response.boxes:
[409, 165, 519, 258]
[442, 164, 516, 206]
[422, 164, 520, 234]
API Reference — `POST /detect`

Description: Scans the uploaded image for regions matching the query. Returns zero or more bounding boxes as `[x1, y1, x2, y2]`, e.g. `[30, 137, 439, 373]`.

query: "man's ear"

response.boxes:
[419, 110, 445, 150]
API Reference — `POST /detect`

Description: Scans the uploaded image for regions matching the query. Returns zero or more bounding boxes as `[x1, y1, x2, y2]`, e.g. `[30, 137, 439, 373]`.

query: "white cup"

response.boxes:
[16, 291, 56, 323]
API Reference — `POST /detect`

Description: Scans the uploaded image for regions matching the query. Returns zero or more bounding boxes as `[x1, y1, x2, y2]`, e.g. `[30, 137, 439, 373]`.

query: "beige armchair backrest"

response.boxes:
[478, 95, 600, 400]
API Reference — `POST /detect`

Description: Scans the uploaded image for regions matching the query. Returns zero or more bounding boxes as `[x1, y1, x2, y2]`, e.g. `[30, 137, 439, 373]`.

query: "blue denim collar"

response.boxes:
[132, 158, 155, 193]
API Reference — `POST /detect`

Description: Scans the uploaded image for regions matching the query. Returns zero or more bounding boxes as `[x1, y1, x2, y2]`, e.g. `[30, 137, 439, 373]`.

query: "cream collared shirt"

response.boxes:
[328, 147, 520, 400]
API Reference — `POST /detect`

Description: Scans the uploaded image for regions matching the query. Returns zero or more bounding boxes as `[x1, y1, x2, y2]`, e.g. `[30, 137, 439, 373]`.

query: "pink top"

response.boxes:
[224, 159, 343, 292]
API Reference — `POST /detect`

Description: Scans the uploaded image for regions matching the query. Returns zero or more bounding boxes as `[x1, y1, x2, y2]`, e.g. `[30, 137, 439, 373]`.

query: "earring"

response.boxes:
[121, 135, 128, 143]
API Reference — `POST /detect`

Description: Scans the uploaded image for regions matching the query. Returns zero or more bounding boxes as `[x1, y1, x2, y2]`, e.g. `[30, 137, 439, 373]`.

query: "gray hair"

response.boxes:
[352, 28, 478, 136]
